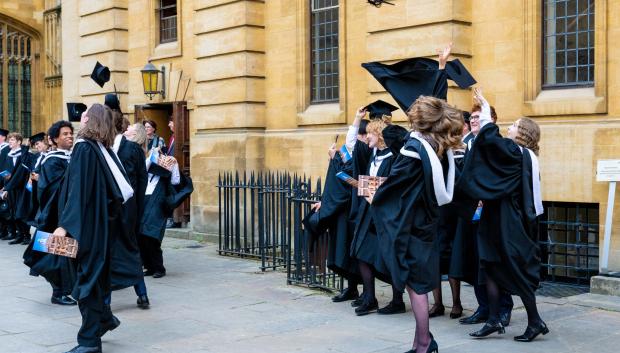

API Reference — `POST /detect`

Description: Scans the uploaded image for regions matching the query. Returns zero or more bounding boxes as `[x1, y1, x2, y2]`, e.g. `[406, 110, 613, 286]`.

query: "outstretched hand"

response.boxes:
[473, 87, 488, 107]
[437, 42, 453, 70]
[355, 107, 367, 120]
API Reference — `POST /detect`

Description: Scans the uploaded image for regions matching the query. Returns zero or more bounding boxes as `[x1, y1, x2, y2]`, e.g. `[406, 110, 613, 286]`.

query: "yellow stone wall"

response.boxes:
[54, 0, 620, 271]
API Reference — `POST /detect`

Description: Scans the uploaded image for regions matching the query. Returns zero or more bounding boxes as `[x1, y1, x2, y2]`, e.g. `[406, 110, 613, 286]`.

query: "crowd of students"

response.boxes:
[305, 45, 548, 353]
[1, 94, 192, 353]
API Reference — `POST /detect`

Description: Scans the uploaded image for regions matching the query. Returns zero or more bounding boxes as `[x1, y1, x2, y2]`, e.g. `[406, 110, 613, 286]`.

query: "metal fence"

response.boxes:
[217, 171, 343, 291]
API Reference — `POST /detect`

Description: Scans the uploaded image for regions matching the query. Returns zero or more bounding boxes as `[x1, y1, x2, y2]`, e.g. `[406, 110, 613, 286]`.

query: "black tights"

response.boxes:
[358, 261, 403, 303]
[486, 276, 541, 326]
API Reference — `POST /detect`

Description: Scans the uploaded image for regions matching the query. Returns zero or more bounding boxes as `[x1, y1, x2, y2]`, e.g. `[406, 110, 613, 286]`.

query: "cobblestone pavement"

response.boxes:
[1, 237, 620, 353]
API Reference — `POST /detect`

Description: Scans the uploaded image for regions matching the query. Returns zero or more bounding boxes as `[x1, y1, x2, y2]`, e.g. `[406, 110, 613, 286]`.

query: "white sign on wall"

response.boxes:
[597, 160, 620, 182]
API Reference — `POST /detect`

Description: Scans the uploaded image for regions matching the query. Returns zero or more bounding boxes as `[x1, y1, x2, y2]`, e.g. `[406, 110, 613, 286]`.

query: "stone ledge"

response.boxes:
[591, 275, 620, 297]
[164, 228, 218, 243]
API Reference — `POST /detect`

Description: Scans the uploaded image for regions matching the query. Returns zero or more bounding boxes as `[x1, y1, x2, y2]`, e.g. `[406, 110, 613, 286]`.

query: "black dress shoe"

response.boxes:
[332, 287, 359, 302]
[64, 345, 102, 353]
[378, 301, 406, 315]
[500, 311, 511, 327]
[152, 271, 166, 278]
[21, 237, 31, 245]
[355, 298, 378, 316]
[351, 296, 364, 307]
[514, 321, 549, 342]
[51, 295, 77, 306]
[428, 304, 445, 318]
[459, 309, 489, 325]
[98, 315, 121, 337]
[4, 233, 16, 241]
[8, 236, 24, 245]
[137, 295, 150, 309]
[470, 322, 506, 338]
[143, 269, 155, 276]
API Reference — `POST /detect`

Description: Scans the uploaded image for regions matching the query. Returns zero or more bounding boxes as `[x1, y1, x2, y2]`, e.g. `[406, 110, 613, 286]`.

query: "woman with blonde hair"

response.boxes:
[125, 123, 148, 156]
[457, 89, 547, 342]
[371, 95, 464, 353]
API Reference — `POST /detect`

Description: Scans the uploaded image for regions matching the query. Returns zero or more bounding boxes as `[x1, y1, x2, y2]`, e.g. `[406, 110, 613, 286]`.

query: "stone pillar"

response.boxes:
[191, 0, 266, 235]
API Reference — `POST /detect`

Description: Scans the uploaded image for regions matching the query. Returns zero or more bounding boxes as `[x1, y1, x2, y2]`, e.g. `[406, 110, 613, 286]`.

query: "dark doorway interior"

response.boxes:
[134, 101, 191, 224]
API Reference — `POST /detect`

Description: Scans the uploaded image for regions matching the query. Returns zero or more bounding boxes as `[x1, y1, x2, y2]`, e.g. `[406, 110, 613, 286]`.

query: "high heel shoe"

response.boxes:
[426, 339, 438, 353]
[428, 304, 445, 318]
[404, 332, 435, 353]
[469, 322, 505, 338]
[514, 321, 549, 342]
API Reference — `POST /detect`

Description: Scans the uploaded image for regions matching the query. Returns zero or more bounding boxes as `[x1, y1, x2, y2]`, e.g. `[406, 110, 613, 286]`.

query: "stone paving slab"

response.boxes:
[1, 237, 620, 353]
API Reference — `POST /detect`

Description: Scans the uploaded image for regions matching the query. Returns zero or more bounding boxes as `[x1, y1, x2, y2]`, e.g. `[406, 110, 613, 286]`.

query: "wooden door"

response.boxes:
[172, 101, 190, 223]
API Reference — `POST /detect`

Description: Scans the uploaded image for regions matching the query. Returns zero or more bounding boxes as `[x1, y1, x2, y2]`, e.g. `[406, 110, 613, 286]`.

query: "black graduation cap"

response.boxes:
[29, 132, 46, 144]
[364, 100, 399, 119]
[90, 61, 110, 88]
[67, 102, 87, 122]
[362, 57, 477, 112]
[104, 93, 121, 112]
[0, 128, 8, 137]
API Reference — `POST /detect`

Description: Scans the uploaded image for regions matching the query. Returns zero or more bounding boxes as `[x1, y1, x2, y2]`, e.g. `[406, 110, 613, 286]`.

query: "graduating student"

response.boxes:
[454, 105, 514, 327]
[26, 132, 49, 228]
[347, 103, 406, 316]
[109, 105, 150, 308]
[371, 96, 464, 353]
[55, 104, 135, 353]
[0, 128, 11, 240]
[458, 89, 548, 342]
[305, 145, 362, 303]
[139, 146, 193, 279]
[23, 121, 76, 306]
[2, 132, 33, 245]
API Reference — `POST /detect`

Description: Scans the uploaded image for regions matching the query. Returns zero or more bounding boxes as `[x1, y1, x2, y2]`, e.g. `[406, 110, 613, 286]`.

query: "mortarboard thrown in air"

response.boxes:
[364, 100, 399, 119]
[91, 61, 111, 88]
[67, 103, 87, 122]
[29, 132, 46, 144]
[362, 57, 476, 112]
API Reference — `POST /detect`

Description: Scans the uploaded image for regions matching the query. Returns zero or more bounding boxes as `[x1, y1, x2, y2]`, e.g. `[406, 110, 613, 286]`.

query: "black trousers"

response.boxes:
[77, 282, 105, 347]
[138, 235, 165, 273]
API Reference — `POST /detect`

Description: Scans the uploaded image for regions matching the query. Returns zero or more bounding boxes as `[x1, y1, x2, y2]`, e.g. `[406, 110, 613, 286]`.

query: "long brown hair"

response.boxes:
[78, 103, 116, 147]
[408, 96, 464, 157]
[515, 117, 540, 156]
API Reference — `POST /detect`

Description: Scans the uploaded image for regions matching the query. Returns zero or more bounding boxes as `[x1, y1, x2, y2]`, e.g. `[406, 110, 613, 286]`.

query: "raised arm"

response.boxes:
[346, 107, 367, 151]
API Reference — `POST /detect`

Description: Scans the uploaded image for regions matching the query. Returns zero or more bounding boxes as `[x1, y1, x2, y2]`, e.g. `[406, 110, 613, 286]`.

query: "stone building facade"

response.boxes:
[2, 0, 620, 280]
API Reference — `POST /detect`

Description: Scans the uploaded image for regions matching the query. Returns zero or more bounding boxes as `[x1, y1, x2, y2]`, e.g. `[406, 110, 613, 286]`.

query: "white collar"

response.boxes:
[113, 134, 123, 154]
[517, 146, 543, 216]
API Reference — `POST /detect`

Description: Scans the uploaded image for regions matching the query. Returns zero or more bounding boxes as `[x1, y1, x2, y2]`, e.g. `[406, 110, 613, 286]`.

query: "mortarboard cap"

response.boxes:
[104, 93, 121, 112]
[29, 132, 46, 144]
[90, 61, 110, 88]
[364, 100, 399, 119]
[67, 103, 87, 122]
[0, 129, 8, 137]
[445, 59, 477, 89]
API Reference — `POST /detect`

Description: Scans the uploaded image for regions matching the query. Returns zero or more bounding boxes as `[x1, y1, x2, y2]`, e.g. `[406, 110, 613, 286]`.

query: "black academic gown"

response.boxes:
[111, 136, 147, 290]
[23, 151, 76, 291]
[140, 164, 174, 241]
[3, 146, 34, 223]
[304, 153, 360, 281]
[26, 152, 45, 227]
[57, 139, 125, 301]
[455, 123, 541, 298]
[350, 147, 396, 283]
[371, 138, 444, 294]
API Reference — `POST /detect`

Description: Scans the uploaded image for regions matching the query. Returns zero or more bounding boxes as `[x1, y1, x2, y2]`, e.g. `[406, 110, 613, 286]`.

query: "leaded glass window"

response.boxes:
[311, 0, 339, 103]
[543, 0, 595, 88]
[160, 0, 178, 44]
[0, 23, 33, 136]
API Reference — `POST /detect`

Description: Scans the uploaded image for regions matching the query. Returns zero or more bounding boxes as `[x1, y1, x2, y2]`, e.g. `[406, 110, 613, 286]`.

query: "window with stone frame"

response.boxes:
[159, 0, 178, 44]
[543, 0, 594, 88]
[310, 0, 339, 103]
[0, 24, 33, 136]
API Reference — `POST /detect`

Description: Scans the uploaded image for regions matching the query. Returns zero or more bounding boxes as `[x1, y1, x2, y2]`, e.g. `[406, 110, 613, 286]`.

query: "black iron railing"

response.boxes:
[218, 171, 343, 291]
